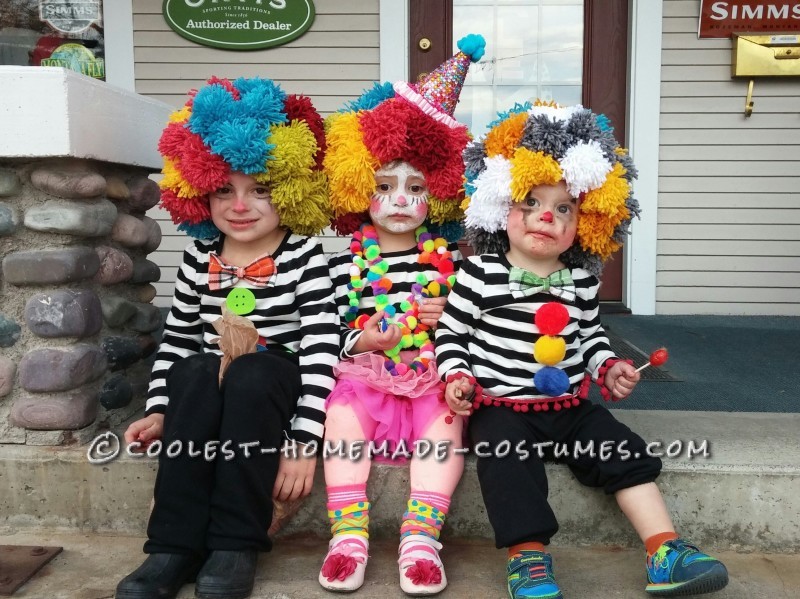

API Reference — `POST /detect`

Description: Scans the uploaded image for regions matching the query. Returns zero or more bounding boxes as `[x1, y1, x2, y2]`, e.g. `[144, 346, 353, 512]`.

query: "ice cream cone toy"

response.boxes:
[635, 347, 669, 373]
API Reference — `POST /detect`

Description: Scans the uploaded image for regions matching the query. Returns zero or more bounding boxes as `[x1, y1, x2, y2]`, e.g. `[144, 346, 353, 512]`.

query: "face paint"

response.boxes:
[370, 161, 429, 234]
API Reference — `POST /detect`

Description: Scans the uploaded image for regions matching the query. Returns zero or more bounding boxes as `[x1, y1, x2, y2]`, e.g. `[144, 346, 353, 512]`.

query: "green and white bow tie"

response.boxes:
[509, 266, 575, 302]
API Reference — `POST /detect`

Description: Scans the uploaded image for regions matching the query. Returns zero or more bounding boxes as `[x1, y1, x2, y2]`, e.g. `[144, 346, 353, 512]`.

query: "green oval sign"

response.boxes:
[163, 0, 315, 50]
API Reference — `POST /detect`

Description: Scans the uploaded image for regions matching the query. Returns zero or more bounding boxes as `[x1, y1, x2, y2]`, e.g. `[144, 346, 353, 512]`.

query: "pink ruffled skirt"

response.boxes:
[327, 351, 448, 462]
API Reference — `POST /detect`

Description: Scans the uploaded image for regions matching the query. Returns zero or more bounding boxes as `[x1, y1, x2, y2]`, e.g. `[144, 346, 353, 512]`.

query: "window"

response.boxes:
[0, 0, 105, 80]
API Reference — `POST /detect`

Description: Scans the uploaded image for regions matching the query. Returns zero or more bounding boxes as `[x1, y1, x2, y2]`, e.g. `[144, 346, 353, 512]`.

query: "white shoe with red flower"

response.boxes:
[318, 534, 369, 592]
[398, 535, 447, 596]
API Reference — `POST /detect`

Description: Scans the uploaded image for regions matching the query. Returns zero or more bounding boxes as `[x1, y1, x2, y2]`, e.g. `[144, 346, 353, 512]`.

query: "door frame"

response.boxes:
[382, 0, 661, 313]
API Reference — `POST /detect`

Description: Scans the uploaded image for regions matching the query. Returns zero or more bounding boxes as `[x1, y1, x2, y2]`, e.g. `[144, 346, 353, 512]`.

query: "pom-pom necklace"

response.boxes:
[345, 223, 456, 375]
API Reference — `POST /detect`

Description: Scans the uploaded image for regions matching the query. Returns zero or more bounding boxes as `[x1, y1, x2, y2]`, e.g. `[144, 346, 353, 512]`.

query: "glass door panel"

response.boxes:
[453, 0, 583, 134]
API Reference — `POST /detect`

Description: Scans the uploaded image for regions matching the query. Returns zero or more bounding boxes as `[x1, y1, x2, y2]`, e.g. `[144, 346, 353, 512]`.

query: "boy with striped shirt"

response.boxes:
[116, 77, 339, 599]
[436, 101, 728, 599]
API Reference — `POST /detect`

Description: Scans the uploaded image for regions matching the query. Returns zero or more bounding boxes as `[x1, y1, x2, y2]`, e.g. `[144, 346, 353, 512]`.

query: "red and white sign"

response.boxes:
[699, 1, 800, 38]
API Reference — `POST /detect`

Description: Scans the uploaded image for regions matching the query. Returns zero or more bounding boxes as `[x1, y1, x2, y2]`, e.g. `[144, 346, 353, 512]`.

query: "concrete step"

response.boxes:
[0, 530, 798, 599]
[1, 410, 798, 553]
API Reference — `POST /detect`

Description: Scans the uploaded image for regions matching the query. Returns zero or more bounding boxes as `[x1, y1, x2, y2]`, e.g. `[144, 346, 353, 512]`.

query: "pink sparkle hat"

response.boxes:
[393, 33, 485, 129]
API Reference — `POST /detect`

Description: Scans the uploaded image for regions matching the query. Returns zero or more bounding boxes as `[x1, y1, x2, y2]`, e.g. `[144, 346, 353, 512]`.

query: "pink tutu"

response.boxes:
[327, 352, 448, 462]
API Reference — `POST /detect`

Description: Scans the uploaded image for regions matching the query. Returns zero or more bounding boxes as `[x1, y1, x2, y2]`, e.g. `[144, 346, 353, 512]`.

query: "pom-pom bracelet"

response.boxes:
[596, 358, 634, 402]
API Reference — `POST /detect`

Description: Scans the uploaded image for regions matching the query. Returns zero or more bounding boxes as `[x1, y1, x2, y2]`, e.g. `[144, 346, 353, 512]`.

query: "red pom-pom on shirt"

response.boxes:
[535, 302, 570, 335]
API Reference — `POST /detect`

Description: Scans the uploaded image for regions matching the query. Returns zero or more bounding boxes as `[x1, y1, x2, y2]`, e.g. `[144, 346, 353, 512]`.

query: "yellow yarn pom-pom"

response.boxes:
[533, 335, 566, 366]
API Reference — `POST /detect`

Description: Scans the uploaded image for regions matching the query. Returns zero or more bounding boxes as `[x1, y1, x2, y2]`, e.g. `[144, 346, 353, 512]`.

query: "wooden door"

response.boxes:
[409, 0, 629, 302]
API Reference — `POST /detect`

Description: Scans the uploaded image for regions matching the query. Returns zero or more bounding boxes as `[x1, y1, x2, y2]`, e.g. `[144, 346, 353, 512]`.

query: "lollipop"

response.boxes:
[635, 347, 669, 373]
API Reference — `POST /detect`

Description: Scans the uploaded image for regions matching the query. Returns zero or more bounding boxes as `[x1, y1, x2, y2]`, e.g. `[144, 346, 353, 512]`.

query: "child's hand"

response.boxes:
[445, 376, 475, 416]
[352, 311, 402, 353]
[604, 361, 641, 400]
[273, 449, 317, 501]
[418, 296, 447, 328]
[123, 414, 164, 450]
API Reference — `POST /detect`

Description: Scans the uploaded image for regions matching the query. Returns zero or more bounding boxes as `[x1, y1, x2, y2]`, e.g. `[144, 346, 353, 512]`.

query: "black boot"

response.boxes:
[116, 553, 203, 599]
[194, 550, 258, 599]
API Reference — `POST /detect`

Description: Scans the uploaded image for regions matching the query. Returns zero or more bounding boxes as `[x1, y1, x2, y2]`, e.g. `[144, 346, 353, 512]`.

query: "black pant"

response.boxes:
[469, 401, 662, 548]
[144, 351, 300, 557]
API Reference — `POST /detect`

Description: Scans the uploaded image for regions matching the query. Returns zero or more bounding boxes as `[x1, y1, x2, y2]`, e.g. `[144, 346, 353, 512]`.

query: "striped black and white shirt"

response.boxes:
[146, 232, 339, 445]
[329, 243, 462, 358]
[436, 253, 615, 400]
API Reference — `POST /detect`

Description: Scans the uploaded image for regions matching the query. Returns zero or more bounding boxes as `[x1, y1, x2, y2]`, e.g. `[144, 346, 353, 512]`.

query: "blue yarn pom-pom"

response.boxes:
[596, 114, 614, 133]
[178, 220, 220, 240]
[428, 221, 464, 244]
[534, 367, 570, 397]
[457, 33, 486, 62]
[344, 82, 396, 112]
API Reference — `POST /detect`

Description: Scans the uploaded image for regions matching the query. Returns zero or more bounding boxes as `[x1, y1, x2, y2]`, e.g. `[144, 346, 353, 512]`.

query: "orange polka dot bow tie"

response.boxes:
[208, 252, 276, 291]
[508, 266, 575, 302]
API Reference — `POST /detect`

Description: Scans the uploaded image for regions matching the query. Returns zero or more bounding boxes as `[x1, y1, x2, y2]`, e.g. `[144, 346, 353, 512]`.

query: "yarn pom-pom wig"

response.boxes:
[157, 76, 330, 239]
[324, 34, 486, 241]
[462, 100, 641, 276]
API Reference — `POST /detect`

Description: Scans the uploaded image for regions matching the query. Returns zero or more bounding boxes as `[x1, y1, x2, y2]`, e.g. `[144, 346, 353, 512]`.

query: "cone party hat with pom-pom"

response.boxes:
[324, 33, 485, 238]
[394, 33, 485, 129]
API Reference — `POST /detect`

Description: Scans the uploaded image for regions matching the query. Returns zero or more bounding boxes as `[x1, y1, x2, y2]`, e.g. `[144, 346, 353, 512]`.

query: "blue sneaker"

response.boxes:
[646, 538, 728, 596]
[507, 551, 562, 599]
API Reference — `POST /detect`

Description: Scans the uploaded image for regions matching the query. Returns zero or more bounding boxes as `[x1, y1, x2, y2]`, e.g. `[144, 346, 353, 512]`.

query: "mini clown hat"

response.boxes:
[462, 100, 641, 275]
[324, 34, 486, 241]
[157, 76, 330, 239]
[394, 33, 486, 129]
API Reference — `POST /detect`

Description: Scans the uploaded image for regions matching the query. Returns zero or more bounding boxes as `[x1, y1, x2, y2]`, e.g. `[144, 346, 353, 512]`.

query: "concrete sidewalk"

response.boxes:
[0, 530, 798, 599]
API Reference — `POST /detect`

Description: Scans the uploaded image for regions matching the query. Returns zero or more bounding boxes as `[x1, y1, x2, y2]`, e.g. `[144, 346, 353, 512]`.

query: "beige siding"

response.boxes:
[132, 0, 379, 306]
[658, 0, 800, 315]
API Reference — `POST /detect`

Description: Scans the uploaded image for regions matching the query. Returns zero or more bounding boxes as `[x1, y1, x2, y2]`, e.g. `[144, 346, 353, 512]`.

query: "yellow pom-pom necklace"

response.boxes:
[345, 223, 456, 375]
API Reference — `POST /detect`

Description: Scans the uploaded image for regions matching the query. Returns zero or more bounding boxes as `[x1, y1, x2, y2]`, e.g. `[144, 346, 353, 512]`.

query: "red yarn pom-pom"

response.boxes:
[535, 302, 570, 335]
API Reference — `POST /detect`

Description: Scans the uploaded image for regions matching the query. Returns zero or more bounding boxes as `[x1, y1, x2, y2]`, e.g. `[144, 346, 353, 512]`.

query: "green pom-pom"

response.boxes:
[365, 245, 380, 261]
[400, 301, 413, 312]
[400, 334, 414, 349]
[416, 273, 428, 285]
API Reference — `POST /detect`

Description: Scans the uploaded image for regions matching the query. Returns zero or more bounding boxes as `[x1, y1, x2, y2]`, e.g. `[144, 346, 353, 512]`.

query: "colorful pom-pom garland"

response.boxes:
[157, 76, 330, 239]
[346, 224, 456, 376]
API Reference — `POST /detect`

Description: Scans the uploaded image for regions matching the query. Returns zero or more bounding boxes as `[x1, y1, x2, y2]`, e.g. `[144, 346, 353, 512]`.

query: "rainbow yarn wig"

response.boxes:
[157, 76, 330, 239]
[324, 34, 486, 242]
[462, 101, 641, 275]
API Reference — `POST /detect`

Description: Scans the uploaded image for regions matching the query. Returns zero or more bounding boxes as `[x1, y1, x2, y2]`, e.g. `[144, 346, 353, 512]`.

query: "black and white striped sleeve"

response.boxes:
[573, 269, 615, 378]
[289, 239, 340, 446]
[145, 243, 203, 415]
[435, 256, 485, 380]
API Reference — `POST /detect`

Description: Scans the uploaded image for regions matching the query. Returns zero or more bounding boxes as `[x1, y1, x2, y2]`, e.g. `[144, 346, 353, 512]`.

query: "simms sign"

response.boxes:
[699, 1, 800, 38]
[162, 0, 315, 50]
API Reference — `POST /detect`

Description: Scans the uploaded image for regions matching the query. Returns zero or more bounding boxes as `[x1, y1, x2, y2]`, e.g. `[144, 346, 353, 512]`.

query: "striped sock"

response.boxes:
[400, 491, 450, 541]
[327, 484, 370, 539]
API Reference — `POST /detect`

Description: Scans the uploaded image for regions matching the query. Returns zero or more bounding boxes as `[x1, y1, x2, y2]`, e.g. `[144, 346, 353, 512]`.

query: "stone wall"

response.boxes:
[0, 158, 162, 445]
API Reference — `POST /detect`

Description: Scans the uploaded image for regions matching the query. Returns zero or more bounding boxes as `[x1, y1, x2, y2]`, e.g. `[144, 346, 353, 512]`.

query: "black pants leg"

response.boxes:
[145, 351, 300, 556]
[469, 406, 559, 548]
[469, 402, 662, 549]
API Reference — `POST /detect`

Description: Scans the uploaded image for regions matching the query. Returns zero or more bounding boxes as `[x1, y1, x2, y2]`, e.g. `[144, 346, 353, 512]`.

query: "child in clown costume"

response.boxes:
[318, 35, 485, 595]
[436, 101, 729, 599]
[116, 77, 339, 599]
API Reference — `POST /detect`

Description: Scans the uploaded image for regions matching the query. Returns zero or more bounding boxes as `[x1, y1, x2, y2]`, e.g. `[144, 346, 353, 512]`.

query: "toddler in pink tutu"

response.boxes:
[318, 35, 485, 595]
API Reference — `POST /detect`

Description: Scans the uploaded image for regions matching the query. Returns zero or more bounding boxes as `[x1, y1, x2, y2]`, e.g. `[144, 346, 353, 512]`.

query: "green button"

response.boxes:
[226, 288, 256, 315]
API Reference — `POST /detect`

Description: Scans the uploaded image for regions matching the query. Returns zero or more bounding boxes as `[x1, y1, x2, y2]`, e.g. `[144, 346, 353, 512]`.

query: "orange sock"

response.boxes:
[508, 541, 546, 558]
[645, 531, 679, 555]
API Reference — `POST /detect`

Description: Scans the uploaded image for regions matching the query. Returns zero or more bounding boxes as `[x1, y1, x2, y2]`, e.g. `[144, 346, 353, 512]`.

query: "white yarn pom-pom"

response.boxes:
[559, 140, 612, 197]
[465, 155, 513, 233]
